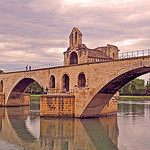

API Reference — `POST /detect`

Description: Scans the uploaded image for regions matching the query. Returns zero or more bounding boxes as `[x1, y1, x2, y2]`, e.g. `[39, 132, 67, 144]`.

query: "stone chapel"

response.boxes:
[64, 27, 119, 65]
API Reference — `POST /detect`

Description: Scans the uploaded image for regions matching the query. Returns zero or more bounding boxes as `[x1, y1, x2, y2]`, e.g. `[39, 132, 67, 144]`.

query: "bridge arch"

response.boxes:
[70, 51, 78, 65]
[62, 74, 69, 91]
[49, 75, 55, 88]
[78, 72, 86, 88]
[81, 62, 150, 117]
[0, 80, 3, 92]
[6, 77, 42, 106]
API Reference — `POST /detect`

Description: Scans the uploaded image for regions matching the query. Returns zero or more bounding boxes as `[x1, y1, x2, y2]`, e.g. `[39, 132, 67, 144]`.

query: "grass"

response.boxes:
[30, 94, 40, 100]
[119, 95, 150, 100]
[30, 94, 40, 97]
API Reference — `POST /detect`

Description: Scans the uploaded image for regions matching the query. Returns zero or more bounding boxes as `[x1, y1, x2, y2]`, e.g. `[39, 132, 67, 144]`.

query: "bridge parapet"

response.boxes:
[47, 88, 74, 96]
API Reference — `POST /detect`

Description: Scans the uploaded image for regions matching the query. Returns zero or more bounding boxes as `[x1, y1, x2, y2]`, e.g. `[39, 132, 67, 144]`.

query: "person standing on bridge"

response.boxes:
[46, 87, 49, 94]
[41, 86, 44, 94]
[25, 65, 28, 71]
[29, 66, 31, 70]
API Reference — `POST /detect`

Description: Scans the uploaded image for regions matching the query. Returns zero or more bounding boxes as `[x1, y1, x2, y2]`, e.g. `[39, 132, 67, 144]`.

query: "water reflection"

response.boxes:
[118, 100, 150, 150]
[40, 117, 118, 150]
[118, 100, 150, 117]
[0, 106, 119, 150]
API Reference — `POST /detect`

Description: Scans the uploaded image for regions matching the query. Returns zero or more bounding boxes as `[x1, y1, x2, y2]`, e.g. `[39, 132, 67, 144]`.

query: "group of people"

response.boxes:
[41, 86, 49, 94]
[25, 65, 31, 71]
[41, 87, 67, 94]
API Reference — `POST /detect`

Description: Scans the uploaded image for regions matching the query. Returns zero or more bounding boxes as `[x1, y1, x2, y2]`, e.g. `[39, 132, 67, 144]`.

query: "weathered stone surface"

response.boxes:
[0, 93, 5, 106]
[40, 95, 75, 117]
[64, 28, 119, 66]
[100, 93, 119, 116]
[6, 92, 30, 106]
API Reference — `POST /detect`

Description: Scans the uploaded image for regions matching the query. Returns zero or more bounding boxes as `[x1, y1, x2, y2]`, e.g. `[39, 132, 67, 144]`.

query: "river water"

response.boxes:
[0, 99, 150, 150]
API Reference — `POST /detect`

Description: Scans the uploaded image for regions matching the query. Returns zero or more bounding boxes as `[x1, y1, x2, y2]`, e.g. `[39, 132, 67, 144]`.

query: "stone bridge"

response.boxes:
[1, 27, 150, 117]
[0, 56, 150, 117]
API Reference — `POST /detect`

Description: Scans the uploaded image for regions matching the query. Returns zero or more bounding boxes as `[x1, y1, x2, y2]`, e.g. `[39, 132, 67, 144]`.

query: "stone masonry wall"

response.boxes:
[6, 93, 30, 106]
[100, 99, 118, 116]
[23, 93, 30, 106]
[100, 92, 119, 116]
[40, 93, 119, 117]
[40, 95, 75, 117]
[0, 93, 5, 106]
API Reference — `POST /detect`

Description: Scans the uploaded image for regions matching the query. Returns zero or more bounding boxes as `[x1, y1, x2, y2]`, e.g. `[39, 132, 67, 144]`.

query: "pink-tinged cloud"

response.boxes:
[0, 0, 150, 79]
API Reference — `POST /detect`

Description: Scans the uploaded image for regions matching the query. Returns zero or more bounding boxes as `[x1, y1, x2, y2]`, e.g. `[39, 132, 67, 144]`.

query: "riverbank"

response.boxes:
[119, 95, 150, 100]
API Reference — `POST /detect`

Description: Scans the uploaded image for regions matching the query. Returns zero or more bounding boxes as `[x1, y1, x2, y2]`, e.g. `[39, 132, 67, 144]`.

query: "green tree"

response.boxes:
[25, 81, 42, 94]
[0, 70, 4, 73]
[119, 78, 146, 95]
[146, 79, 150, 95]
[119, 82, 132, 95]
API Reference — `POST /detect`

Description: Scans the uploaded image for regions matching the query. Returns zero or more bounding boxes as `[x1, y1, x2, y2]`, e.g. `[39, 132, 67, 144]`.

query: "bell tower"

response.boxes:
[69, 27, 82, 47]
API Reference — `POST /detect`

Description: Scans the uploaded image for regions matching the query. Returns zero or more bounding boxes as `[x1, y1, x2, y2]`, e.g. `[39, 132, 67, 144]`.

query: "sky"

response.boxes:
[0, 0, 150, 80]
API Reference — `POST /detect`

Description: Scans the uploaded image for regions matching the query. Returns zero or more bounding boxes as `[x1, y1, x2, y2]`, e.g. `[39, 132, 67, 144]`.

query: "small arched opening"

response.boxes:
[75, 31, 77, 44]
[70, 52, 78, 65]
[113, 53, 115, 59]
[50, 75, 55, 88]
[0, 80, 3, 92]
[78, 72, 86, 88]
[62, 74, 69, 91]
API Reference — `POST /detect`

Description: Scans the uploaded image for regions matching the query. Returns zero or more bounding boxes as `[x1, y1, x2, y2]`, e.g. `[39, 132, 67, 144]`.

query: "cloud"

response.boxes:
[0, 0, 150, 79]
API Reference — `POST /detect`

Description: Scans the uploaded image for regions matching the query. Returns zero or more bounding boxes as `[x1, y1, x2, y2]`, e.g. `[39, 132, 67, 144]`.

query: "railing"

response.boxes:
[1, 62, 64, 72]
[118, 49, 150, 59]
[31, 62, 64, 70]
[47, 89, 74, 96]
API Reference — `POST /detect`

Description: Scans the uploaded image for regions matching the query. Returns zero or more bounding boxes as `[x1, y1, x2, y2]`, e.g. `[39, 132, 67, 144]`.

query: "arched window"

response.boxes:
[75, 32, 77, 44]
[63, 141, 68, 150]
[50, 75, 55, 88]
[78, 72, 86, 88]
[0, 80, 3, 92]
[62, 74, 69, 91]
[113, 53, 115, 59]
[70, 52, 78, 65]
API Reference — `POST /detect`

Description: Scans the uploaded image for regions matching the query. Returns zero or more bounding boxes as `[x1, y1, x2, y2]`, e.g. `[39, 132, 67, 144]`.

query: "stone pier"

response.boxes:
[40, 93, 118, 117]
[40, 94, 75, 117]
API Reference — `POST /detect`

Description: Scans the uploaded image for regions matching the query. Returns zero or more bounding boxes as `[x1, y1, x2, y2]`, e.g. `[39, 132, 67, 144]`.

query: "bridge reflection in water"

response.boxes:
[0, 106, 119, 150]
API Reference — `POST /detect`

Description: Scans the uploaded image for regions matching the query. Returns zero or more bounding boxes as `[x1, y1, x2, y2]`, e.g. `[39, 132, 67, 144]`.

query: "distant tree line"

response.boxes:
[119, 78, 150, 96]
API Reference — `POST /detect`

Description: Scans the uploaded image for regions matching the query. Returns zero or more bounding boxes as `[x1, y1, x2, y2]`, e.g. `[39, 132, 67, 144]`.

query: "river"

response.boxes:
[0, 98, 150, 150]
